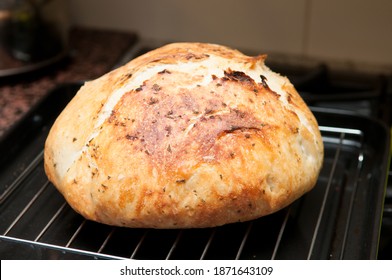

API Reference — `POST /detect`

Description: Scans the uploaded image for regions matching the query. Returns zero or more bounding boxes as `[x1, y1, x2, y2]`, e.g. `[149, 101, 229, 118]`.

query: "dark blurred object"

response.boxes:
[0, 27, 138, 138]
[0, 0, 68, 76]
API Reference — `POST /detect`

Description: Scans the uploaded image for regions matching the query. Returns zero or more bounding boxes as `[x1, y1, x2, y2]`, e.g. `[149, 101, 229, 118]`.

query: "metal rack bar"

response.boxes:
[319, 126, 363, 136]
[0, 150, 44, 204]
[65, 219, 87, 248]
[165, 230, 183, 260]
[98, 228, 116, 254]
[307, 131, 345, 259]
[235, 221, 253, 260]
[340, 151, 365, 259]
[130, 230, 149, 259]
[3, 180, 50, 236]
[271, 207, 292, 260]
[34, 201, 68, 242]
[200, 228, 216, 260]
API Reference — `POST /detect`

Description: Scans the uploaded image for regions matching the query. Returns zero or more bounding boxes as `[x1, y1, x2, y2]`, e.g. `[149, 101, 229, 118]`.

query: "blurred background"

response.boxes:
[68, 0, 392, 72]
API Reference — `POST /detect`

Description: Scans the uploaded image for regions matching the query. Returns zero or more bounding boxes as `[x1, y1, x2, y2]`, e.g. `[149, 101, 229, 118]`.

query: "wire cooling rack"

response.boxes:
[0, 88, 390, 259]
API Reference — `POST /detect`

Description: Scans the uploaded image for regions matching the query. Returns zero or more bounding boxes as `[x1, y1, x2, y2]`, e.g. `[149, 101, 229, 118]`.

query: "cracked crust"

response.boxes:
[44, 42, 324, 228]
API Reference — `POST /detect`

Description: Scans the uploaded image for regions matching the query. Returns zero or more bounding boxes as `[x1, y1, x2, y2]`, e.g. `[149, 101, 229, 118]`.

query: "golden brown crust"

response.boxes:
[44, 42, 324, 228]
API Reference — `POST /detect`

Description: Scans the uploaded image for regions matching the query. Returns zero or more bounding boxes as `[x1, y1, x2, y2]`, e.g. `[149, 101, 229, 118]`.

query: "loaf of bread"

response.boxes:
[44, 42, 324, 228]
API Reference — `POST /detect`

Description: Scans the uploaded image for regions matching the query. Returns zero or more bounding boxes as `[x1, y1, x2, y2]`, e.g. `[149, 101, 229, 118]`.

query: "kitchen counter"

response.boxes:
[0, 27, 137, 138]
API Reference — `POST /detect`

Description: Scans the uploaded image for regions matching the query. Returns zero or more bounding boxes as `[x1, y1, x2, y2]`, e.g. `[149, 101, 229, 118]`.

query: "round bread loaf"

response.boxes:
[44, 42, 324, 228]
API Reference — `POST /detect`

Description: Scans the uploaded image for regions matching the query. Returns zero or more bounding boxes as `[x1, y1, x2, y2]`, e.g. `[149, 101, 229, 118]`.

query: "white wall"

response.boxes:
[68, 0, 392, 68]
